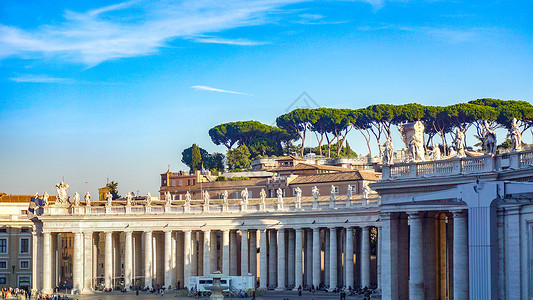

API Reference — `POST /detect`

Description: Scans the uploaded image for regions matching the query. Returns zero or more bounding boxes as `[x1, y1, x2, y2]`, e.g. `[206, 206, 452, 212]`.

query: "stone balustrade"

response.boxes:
[35, 194, 380, 216]
[382, 149, 533, 180]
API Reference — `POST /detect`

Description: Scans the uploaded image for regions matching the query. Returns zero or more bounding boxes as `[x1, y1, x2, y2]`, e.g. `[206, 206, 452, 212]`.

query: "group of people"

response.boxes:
[1, 287, 28, 299]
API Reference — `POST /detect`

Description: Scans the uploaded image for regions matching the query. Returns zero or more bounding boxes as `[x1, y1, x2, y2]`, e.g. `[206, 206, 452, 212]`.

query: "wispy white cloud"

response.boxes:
[357, 24, 486, 43]
[0, 0, 305, 66]
[191, 85, 253, 96]
[296, 13, 349, 25]
[9, 74, 74, 83]
[193, 37, 267, 46]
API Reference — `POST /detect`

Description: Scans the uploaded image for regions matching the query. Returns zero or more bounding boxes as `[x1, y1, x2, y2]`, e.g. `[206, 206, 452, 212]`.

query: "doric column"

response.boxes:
[377, 226, 382, 291]
[453, 210, 468, 299]
[143, 231, 153, 289]
[276, 229, 286, 290]
[171, 232, 177, 287]
[197, 232, 203, 275]
[306, 230, 313, 287]
[42, 232, 52, 294]
[241, 229, 249, 276]
[230, 230, 238, 276]
[249, 230, 257, 277]
[329, 227, 337, 291]
[222, 230, 230, 275]
[72, 232, 83, 292]
[288, 230, 295, 287]
[124, 231, 133, 290]
[210, 231, 217, 273]
[312, 227, 321, 289]
[293, 228, 303, 291]
[203, 230, 211, 275]
[104, 231, 113, 290]
[82, 232, 93, 294]
[408, 212, 424, 299]
[164, 230, 173, 287]
[268, 230, 277, 287]
[31, 231, 39, 292]
[345, 227, 354, 289]
[183, 230, 192, 288]
[361, 226, 370, 288]
[259, 229, 268, 289]
[324, 229, 330, 287]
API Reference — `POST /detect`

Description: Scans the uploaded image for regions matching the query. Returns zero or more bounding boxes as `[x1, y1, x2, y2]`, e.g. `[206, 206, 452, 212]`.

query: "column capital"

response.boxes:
[450, 209, 468, 217]
[380, 212, 399, 220]
[407, 211, 423, 218]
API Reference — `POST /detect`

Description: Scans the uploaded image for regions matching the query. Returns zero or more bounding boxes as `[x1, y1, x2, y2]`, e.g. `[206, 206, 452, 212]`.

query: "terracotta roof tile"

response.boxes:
[290, 170, 381, 185]
[273, 163, 352, 172]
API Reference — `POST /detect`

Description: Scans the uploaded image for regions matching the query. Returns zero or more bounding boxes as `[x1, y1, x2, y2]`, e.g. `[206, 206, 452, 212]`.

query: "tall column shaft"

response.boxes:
[276, 229, 286, 290]
[312, 228, 321, 288]
[230, 231, 238, 276]
[144, 231, 153, 289]
[329, 228, 337, 291]
[345, 227, 354, 289]
[293, 229, 303, 291]
[377, 226, 382, 291]
[288, 230, 295, 287]
[210, 231, 217, 273]
[409, 213, 424, 299]
[72, 232, 83, 292]
[259, 229, 268, 289]
[453, 211, 469, 299]
[241, 229, 249, 276]
[42, 232, 52, 294]
[31, 232, 39, 291]
[222, 230, 230, 275]
[203, 230, 211, 275]
[171, 232, 177, 287]
[183, 230, 192, 288]
[324, 229, 330, 287]
[104, 232, 113, 290]
[250, 230, 257, 278]
[306, 230, 313, 287]
[361, 227, 370, 288]
[164, 231, 173, 287]
[268, 230, 277, 287]
[124, 231, 133, 290]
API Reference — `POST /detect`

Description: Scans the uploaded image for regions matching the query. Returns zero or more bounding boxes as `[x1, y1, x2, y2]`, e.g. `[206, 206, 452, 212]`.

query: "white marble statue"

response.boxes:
[55, 180, 69, 204]
[347, 185, 353, 200]
[43, 192, 49, 206]
[483, 121, 497, 155]
[165, 191, 172, 205]
[510, 118, 522, 151]
[203, 190, 210, 206]
[330, 185, 336, 198]
[454, 128, 466, 157]
[222, 190, 228, 205]
[312, 186, 320, 200]
[276, 188, 284, 209]
[432, 146, 441, 160]
[363, 184, 371, 199]
[294, 187, 302, 209]
[106, 192, 113, 206]
[125, 192, 132, 206]
[241, 188, 249, 204]
[398, 121, 425, 161]
[145, 192, 152, 206]
[185, 191, 191, 205]
[34, 192, 39, 201]
[84, 192, 91, 206]
[260, 189, 266, 204]
[73, 192, 80, 206]
[448, 147, 457, 157]
[382, 136, 394, 165]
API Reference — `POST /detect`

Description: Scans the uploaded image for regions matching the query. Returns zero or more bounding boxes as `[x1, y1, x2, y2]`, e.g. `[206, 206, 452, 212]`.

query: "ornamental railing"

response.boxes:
[382, 149, 533, 180]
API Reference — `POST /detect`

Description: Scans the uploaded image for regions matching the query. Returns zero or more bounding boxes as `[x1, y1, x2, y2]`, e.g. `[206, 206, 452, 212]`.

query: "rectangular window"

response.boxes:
[0, 229, 6, 233]
[20, 238, 30, 254]
[193, 179, 196, 185]
[188, 180, 190, 185]
[0, 261, 7, 269]
[234, 192, 239, 199]
[21, 228, 29, 233]
[20, 260, 29, 269]
[18, 276, 31, 287]
[0, 238, 7, 254]
[218, 193, 223, 199]
[193, 193, 196, 200]
[249, 191, 253, 199]
[178, 180, 182, 186]
[171, 180, 175, 186]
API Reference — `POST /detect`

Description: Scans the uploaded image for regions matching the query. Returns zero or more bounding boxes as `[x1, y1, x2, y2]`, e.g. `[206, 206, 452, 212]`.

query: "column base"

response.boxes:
[81, 288, 94, 294]
[42, 288, 53, 295]
[292, 287, 300, 291]
[275, 287, 285, 291]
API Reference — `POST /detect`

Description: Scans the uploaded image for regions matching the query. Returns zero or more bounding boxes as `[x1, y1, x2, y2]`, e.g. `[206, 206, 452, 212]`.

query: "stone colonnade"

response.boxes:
[35, 225, 379, 294]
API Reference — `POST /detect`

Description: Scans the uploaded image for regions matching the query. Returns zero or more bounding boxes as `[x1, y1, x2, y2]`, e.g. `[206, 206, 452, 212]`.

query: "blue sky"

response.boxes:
[1, 0, 532, 196]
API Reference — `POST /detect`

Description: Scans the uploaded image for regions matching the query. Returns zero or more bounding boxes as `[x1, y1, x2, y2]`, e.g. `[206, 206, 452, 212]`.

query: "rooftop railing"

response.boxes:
[382, 149, 533, 180]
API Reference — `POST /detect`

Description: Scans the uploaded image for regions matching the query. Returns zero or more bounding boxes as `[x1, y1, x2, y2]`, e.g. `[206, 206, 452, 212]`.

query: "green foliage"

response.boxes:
[249, 137, 278, 158]
[227, 144, 251, 170]
[191, 144, 202, 172]
[181, 145, 208, 170]
[228, 176, 250, 181]
[106, 181, 120, 200]
[204, 152, 225, 172]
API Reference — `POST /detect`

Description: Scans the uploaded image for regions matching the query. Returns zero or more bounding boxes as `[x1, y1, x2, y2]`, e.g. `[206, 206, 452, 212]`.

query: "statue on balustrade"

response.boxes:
[164, 191, 172, 206]
[33, 192, 39, 201]
[295, 187, 302, 208]
[398, 121, 425, 162]
[203, 190, 210, 206]
[43, 192, 49, 206]
[55, 180, 69, 204]
[241, 188, 249, 204]
[125, 192, 132, 206]
[260, 189, 266, 204]
[448, 147, 456, 157]
[363, 184, 371, 199]
[185, 191, 191, 205]
[454, 128, 466, 157]
[73, 192, 80, 206]
[145, 192, 152, 206]
[222, 190, 228, 205]
[312, 186, 320, 200]
[330, 185, 336, 200]
[347, 185, 353, 200]
[276, 188, 283, 202]
[431, 145, 441, 160]
[84, 192, 91, 206]
[106, 192, 113, 207]
[382, 136, 394, 165]
[483, 121, 497, 155]
[510, 118, 522, 151]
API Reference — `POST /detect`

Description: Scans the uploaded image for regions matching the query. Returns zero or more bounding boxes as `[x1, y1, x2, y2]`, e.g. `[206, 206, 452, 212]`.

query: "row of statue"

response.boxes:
[37, 181, 373, 209]
[381, 118, 523, 164]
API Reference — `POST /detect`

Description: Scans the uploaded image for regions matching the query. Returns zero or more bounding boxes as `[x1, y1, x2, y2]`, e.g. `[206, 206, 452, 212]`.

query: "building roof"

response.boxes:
[0, 193, 57, 203]
[290, 170, 381, 185]
[272, 162, 353, 173]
